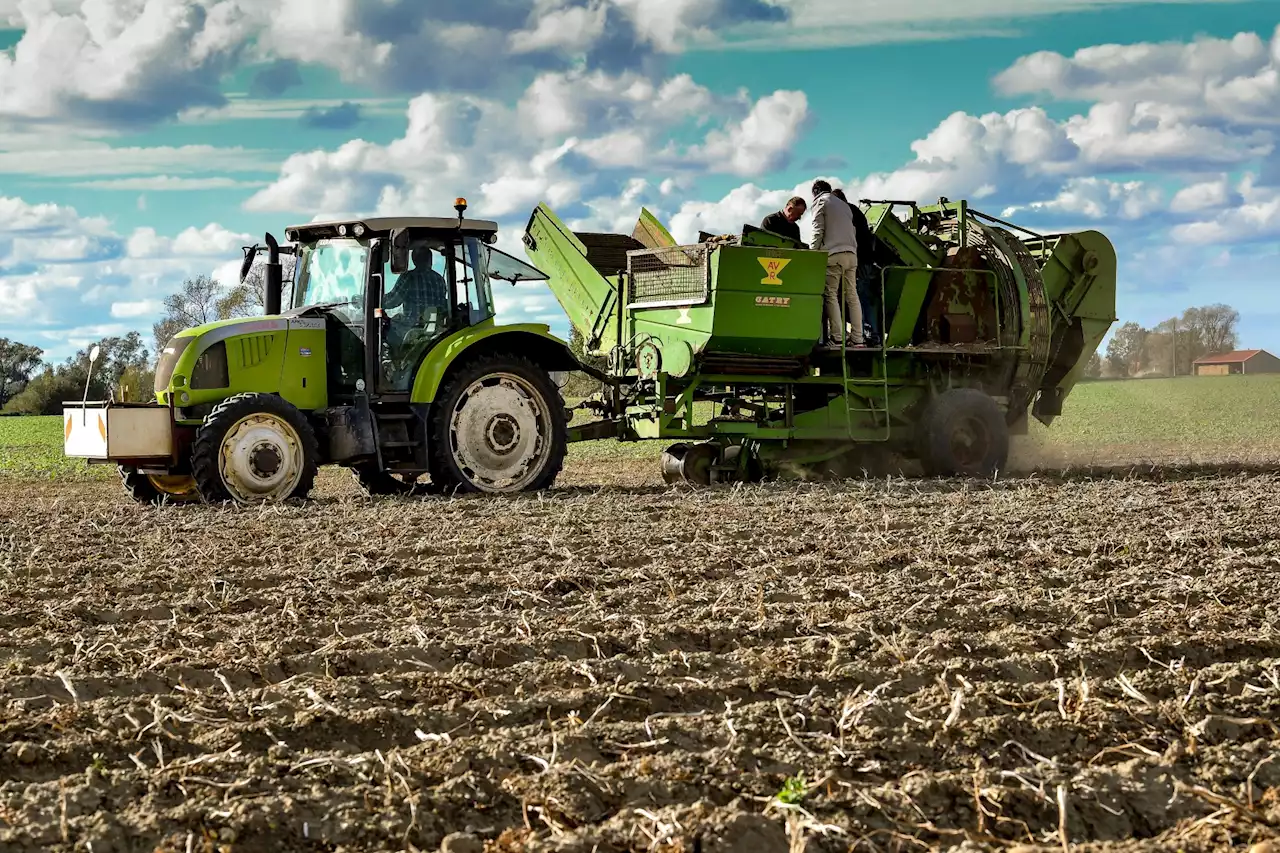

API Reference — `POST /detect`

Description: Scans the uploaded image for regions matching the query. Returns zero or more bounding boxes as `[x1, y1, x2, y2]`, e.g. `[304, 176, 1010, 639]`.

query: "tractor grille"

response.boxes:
[627, 245, 710, 307]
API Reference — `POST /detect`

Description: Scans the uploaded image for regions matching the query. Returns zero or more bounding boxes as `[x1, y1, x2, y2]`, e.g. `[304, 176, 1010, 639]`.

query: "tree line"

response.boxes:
[1098, 303, 1240, 379]
[1, 261, 288, 415]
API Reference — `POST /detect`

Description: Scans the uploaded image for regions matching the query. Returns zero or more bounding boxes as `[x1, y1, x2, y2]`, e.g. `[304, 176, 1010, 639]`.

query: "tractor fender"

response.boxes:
[409, 323, 579, 404]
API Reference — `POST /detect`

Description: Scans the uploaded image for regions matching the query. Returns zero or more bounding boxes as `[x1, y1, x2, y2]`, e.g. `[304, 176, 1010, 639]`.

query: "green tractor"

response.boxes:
[63, 200, 582, 504]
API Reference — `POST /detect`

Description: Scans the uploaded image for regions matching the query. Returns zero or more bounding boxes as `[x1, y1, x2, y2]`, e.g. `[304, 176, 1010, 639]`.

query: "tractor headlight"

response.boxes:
[338, 225, 348, 236]
[353, 223, 366, 237]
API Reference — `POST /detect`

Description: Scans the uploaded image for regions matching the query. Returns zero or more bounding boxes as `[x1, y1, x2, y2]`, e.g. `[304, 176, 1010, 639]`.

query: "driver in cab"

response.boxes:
[384, 245, 449, 347]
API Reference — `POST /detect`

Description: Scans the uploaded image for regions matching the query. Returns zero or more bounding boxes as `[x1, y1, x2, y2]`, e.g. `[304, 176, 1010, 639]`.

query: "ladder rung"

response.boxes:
[381, 441, 420, 448]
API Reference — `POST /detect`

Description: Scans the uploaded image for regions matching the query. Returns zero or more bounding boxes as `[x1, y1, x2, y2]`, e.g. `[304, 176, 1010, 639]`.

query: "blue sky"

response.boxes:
[1, 0, 1277, 363]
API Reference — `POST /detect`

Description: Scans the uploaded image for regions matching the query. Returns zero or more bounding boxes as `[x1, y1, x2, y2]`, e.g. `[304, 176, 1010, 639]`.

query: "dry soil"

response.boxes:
[1, 457, 1278, 852]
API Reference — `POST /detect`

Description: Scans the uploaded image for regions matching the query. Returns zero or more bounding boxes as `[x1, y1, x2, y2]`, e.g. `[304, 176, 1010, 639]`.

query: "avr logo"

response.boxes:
[758, 257, 791, 285]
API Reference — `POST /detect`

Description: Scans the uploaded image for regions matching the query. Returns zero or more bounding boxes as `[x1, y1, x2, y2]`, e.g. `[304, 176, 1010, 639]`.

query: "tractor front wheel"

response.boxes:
[192, 393, 319, 504]
[430, 354, 567, 495]
[119, 466, 200, 505]
[916, 388, 1009, 478]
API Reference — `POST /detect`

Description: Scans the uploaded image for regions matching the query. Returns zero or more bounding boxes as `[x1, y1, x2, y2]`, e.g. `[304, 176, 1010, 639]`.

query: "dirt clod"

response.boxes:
[441, 831, 484, 853]
[701, 812, 788, 853]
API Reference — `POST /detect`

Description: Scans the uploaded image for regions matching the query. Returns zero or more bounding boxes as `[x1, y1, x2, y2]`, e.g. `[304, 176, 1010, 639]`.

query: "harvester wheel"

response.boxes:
[916, 388, 1009, 478]
[429, 354, 567, 495]
[119, 466, 200, 505]
[660, 444, 692, 485]
[192, 393, 319, 504]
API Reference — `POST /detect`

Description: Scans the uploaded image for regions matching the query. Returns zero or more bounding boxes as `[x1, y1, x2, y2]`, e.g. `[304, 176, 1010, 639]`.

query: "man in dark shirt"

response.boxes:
[760, 196, 807, 245]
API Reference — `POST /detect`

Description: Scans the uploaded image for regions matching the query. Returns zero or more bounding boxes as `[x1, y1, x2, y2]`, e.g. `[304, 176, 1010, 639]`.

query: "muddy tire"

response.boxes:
[192, 393, 319, 504]
[429, 354, 567, 495]
[916, 388, 1009, 478]
[119, 466, 200, 505]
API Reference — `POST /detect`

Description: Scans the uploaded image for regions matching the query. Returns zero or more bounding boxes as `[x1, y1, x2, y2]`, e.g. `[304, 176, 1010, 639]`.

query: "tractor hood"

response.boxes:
[154, 315, 327, 415]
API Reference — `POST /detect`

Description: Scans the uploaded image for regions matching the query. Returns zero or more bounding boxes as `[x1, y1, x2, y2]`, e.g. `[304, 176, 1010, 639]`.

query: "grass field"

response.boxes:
[4, 374, 1279, 482]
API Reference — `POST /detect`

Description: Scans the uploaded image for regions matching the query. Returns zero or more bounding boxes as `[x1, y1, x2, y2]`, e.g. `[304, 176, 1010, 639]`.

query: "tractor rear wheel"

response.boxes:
[916, 388, 1009, 478]
[119, 466, 200, 505]
[430, 354, 567, 495]
[192, 393, 319, 504]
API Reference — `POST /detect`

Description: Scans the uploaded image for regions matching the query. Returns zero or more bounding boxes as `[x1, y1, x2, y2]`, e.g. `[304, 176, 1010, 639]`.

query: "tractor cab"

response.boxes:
[278, 202, 549, 402]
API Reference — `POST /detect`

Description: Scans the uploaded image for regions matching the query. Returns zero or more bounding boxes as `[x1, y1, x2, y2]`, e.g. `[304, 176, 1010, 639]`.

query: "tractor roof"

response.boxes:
[286, 216, 500, 242]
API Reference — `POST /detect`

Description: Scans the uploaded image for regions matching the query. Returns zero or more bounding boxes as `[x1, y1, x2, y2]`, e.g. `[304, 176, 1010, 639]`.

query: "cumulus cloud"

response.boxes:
[257, 0, 791, 95]
[1171, 175, 1280, 245]
[0, 194, 253, 357]
[665, 182, 803, 243]
[111, 298, 164, 318]
[509, 1, 609, 54]
[1000, 177, 1164, 222]
[995, 26, 1280, 125]
[0, 0, 792, 129]
[0, 0, 256, 126]
[300, 101, 363, 130]
[248, 59, 302, 98]
[126, 223, 252, 259]
[245, 70, 808, 219]
[1170, 177, 1234, 213]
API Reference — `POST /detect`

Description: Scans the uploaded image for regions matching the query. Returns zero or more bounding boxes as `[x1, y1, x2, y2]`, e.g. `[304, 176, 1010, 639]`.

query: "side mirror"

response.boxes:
[239, 245, 259, 283]
[390, 229, 410, 274]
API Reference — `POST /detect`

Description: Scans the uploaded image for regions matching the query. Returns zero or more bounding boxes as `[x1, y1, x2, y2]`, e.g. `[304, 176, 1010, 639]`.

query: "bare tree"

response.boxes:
[218, 256, 297, 319]
[153, 261, 298, 353]
[1138, 304, 1240, 377]
[1180, 304, 1239, 358]
[153, 275, 223, 353]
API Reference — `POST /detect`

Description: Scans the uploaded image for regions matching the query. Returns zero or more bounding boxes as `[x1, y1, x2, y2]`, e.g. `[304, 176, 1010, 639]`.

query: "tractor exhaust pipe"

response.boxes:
[264, 232, 282, 316]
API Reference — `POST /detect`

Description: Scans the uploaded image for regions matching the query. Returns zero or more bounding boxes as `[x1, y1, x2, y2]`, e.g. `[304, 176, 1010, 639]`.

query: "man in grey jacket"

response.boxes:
[810, 180, 863, 347]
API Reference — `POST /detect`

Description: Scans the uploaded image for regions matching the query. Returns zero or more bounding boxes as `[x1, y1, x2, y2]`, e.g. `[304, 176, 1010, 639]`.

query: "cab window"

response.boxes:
[380, 238, 452, 392]
[294, 239, 369, 316]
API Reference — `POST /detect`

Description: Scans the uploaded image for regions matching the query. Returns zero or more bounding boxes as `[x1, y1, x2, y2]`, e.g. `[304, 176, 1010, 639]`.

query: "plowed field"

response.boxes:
[2, 459, 1279, 853]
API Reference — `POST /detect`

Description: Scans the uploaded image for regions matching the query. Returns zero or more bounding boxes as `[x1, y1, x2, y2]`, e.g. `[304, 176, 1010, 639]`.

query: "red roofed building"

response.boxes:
[1192, 349, 1280, 376]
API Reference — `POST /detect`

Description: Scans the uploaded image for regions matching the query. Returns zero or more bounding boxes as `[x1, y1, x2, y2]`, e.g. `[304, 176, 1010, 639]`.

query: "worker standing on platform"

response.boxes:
[811, 180, 863, 348]
[832, 189, 880, 346]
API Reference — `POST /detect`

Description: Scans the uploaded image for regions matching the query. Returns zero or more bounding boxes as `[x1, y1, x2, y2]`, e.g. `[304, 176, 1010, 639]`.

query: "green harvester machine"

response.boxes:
[525, 197, 1117, 484]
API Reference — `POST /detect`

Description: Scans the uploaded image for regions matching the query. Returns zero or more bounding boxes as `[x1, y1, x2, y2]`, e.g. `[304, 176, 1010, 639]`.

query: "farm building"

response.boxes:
[1192, 349, 1280, 376]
